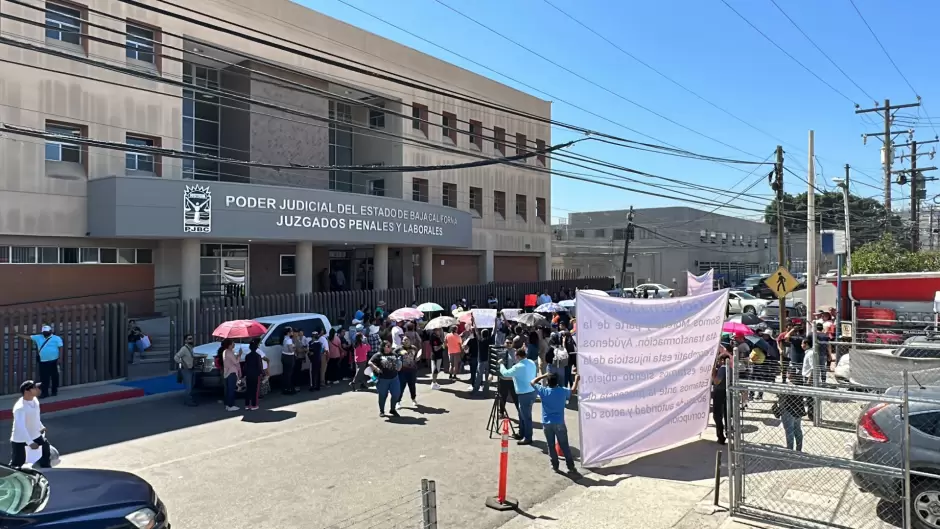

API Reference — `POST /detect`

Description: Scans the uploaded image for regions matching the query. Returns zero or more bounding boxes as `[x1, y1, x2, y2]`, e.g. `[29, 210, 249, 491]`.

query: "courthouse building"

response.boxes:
[0, 0, 553, 311]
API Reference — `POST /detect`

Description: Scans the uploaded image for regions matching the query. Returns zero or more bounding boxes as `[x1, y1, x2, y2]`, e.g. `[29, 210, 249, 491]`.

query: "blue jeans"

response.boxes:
[224, 373, 237, 407]
[516, 391, 537, 442]
[547, 364, 567, 388]
[376, 375, 401, 413]
[781, 412, 803, 451]
[473, 362, 489, 393]
[128, 341, 143, 363]
[543, 423, 575, 469]
[181, 369, 196, 405]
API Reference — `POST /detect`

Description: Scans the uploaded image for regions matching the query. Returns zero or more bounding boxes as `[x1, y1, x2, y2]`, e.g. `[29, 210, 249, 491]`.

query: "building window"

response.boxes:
[59, 248, 78, 264]
[469, 120, 482, 149]
[516, 133, 528, 159]
[613, 228, 626, 240]
[494, 190, 506, 219]
[182, 63, 220, 181]
[126, 135, 157, 174]
[469, 186, 483, 216]
[710, 232, 717, 243]
[441, 111, 457, 143]
[126, 24, 155, 64]
[45, 123, 83, 163]
[329, 101, 354, 192]
[80, 247, 99, 263]
[574, 230, 585, 238]
[412, 178, 429, 202]
[536, 139, 547, 165]
[515, 194, 527, 221]
[721, 233, 728, 244]
[45, 3, 82, 46]
[0, 246, 8, 263]
[11, 247, 36, 264]
[411, 103, 428, 136]
[763, 238, 769, 249]
[594, 228, 605, 238]
[100, 248, 118, 264]
[700, 230, 707, 242]
[137, 249, 153, 263]
[442, 182, 457, 208]
[494, 127, 506, 155]
[280, 254, 296, 276]
[38, 247, 59, 264]
[369, 105, 385, 129]
[536, 197, 546, 223]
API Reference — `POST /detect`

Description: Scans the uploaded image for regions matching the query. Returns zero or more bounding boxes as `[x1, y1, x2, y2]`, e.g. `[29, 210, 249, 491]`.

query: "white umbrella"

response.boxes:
[579, 289, 609, 297]
[535, 302, 567, 313]
[424, 316, 457, 331]
[515, 313, 550, 328]
[559, 299, 576, 308]
[417, 302, 444, 313]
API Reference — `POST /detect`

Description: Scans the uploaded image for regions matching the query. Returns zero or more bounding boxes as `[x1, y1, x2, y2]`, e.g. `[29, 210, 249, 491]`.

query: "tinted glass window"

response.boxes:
[899, 346, 940, 359]
[909, 412, 940, 437]
[0, 466, 36, 514]
[263, 324, 289, 347]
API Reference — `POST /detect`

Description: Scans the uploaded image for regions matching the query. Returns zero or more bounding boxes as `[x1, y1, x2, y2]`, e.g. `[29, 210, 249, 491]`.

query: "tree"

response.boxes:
[851, 234, 940, 274]
[763, 191, 909, 250]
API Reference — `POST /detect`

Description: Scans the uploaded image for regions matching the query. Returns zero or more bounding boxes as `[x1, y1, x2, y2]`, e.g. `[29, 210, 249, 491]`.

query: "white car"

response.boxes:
[191, 312, 332, 389]
[634, 283, 675, 298]
[727, 290, 769, 315]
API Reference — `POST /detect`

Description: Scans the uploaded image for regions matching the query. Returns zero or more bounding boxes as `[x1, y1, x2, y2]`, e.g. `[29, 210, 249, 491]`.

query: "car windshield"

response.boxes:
[735, 292, 757, 300]
[0, 465, 45, 515]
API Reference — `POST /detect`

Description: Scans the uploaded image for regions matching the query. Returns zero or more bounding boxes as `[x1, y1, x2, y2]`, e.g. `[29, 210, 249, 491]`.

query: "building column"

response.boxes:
[420, 246, 433, 288]
[539, 251, 552, 281]
[295, 241, 313, 294]
[480, 250, 494, 283]
[398, 248, 414, 289]
[374, 244, 389, 291]
[181, 238, 200, 301]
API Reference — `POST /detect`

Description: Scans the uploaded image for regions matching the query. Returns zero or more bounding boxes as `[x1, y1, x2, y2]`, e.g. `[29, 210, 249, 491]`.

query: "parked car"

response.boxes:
[852, 386, 940, 529]
[633, 283, 675, 298]
[727, 290, 769, 315]
[0, 463, 169, 527]
[191, 312, 331, 390]
[741, 274, 769, 294]
[758, 300, 807, 331]
[834, 336, 940, 390]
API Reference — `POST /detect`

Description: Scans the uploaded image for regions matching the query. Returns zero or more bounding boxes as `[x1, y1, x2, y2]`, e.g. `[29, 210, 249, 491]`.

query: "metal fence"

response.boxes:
[167, 277, 612, 353]
[726, 339, 940, 529]
[0, 303, 128, 395]
[317, 479, 437, 529]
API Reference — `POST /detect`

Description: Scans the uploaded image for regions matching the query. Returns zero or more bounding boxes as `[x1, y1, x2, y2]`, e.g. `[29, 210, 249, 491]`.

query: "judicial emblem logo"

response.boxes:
[183, 184, 212, 233]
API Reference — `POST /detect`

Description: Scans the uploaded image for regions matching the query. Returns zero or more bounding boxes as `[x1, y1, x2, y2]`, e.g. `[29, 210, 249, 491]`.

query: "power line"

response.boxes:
[768, 0, 875, 104]
[718, 0, 857, 105]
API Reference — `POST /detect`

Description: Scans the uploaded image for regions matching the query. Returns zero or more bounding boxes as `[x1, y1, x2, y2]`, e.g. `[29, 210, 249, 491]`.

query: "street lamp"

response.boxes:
[833, 177, 852, 275]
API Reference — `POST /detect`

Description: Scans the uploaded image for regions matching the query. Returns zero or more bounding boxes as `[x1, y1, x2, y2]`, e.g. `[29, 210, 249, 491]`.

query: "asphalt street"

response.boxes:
[3, 374, 587, 529]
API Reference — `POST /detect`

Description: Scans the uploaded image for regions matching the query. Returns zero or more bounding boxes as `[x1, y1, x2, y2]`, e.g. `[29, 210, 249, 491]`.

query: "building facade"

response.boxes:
[552, 207, 777, 292]
[0, 0, 553, 312]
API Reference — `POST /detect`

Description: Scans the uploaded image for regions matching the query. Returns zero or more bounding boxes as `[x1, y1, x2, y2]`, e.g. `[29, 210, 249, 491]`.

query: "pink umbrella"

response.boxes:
[721, 321, 754, 336]
[212, 319, 269, 339]
[388, 307, 424, 322]
[457, 311, 474, 324]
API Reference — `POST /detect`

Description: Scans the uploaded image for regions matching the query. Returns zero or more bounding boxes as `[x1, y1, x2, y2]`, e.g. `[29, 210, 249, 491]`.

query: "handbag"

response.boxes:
[35, 336, 53, 365]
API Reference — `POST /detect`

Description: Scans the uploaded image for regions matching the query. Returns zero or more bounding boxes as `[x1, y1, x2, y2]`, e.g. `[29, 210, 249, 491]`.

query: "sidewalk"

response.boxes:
[495, 434, 732, 529]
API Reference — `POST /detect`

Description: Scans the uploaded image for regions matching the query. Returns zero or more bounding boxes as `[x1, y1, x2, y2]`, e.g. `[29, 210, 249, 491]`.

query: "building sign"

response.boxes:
[88, 177, 473, 248]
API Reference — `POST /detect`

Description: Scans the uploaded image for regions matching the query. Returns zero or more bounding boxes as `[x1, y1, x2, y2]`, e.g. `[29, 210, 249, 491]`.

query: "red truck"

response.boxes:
[835, 272, 940, 344]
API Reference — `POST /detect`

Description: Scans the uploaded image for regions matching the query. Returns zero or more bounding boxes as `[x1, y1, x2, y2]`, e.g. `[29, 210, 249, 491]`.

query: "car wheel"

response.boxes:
[743, 306, 757, 315]
[912, 479, 940, 529]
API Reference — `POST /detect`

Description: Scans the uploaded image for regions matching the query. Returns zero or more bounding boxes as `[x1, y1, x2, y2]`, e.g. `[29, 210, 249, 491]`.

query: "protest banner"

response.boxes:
[576, 289, 728, 466]
[471, 308, 497, 329]
[686, 269, 714, 296]
[501, 308, 522, 322]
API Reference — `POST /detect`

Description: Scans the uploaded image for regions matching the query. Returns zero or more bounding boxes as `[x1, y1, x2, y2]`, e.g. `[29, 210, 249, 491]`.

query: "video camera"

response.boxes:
[488, 346, 514, 377]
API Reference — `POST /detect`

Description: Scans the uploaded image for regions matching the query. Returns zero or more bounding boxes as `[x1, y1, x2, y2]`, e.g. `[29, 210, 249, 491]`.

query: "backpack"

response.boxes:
[552, 346, 569, 368]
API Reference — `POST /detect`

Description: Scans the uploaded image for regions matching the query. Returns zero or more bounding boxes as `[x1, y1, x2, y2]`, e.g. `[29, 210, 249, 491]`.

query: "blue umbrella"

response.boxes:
[535, 302, 567, 313]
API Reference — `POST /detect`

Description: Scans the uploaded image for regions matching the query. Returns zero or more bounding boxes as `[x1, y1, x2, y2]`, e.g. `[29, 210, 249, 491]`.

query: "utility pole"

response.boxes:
[807, 131, 816, 319]
[772, 145, 787, 329]
[894, 136, 938, 251]
[856, 98, 920, 213]
[842, 164, 853, 275]
[618, 206, 635, 290]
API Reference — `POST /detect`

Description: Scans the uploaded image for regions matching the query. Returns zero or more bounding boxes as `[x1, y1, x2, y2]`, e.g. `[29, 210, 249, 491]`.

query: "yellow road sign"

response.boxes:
[764, 267, 800, 297]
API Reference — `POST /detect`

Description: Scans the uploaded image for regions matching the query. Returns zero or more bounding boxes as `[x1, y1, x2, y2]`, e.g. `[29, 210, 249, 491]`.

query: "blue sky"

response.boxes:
[297, 0, 940, 224]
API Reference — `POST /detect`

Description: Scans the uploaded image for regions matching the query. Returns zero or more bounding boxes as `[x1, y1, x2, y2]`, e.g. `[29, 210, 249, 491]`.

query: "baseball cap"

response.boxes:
[41, 325, 51, 332]
[761, 328, 773, 336]
[19, 380, 40, 394]
[355, 324, 364, 331]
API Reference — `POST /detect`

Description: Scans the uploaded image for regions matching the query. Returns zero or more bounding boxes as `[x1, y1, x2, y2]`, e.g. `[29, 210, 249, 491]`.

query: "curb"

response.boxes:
[0, 390, 185, 423]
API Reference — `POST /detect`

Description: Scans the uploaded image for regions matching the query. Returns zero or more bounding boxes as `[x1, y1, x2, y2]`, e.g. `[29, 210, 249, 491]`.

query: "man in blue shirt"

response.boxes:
[19, 326, 63, 398]
[532, 372, 579, 473]
[499, 349, 538, 445]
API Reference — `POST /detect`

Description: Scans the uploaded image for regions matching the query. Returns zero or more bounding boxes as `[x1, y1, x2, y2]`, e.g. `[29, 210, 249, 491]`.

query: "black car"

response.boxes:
[0, 464, 169, 528]
[758, 301, 808, 331]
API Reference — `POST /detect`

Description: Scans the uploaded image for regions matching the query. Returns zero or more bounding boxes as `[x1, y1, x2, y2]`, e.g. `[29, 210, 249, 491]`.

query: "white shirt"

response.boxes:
[282, 337, 295, 356]
[391, 326, 404, 347]
[11, 397, 43, 443]
[802, 349, 817, 379]
[317, 335, 329, 353]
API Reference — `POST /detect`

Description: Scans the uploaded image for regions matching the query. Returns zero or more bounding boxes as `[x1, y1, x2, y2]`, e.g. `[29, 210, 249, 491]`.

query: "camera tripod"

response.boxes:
[486, 380, 518, 439]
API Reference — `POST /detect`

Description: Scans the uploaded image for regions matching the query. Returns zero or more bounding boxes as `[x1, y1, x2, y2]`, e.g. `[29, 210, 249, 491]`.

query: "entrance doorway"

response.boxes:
[200, 243, 249, 297]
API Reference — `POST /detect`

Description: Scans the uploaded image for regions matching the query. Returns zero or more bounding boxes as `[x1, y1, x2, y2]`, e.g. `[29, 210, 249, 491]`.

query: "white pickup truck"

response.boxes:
[190, 312, 332, 390]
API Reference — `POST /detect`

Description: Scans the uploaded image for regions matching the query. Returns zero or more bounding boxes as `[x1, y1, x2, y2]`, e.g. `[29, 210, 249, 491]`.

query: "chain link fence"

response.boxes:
[726, 339, 940, 529]
[317, 479, 438, 529]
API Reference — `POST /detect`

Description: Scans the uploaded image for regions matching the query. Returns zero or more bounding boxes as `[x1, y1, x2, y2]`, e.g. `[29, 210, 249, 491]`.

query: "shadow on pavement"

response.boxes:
[386, 415, 428, 426]
[413, 404, 449, 415]
[593, 439, 728, 481]
[240, 409, 297, 424]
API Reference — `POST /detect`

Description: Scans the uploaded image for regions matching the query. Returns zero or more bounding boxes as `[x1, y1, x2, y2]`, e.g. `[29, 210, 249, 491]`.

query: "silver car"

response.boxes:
[852, 386, 940, 529]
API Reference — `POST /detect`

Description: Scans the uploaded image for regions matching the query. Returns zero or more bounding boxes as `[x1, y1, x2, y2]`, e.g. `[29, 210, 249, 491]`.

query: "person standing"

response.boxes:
[174, 334, 197, 407]
[307, 331, 323, 392]
[801, 337, 817, 421]
[499, 348, 538, 445]
[280, 327, 297, 395]
[326, 329, 343, 386]
[9, 380, 50, 469]
[18, 326, 63, 399]
[219, 339, 241, 411]
[243, 338, 264, 411]
[561, 331, 577, 390]
[531, 372, 579, 473]
[469, 328, 494, 396]
[776, 368, 805, 451]
[445, 326, 463, 381]
[396, 336, 420, 407]
[350, 330, 371, 391]
[370, 341, 402, 417]
[391, 321, 404, 348]
[428, 328, 445, 390]
[711, 346, 732, 445]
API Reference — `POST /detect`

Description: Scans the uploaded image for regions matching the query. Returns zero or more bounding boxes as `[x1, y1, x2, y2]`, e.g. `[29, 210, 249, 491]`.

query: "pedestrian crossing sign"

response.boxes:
[764, 267, 800, 298]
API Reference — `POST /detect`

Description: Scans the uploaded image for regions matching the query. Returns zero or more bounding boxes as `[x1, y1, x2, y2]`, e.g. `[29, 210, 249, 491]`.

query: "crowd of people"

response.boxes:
[711, 306, 844, 451]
